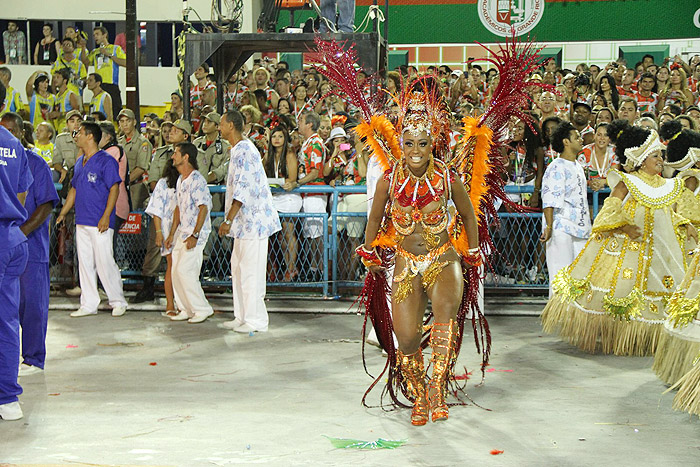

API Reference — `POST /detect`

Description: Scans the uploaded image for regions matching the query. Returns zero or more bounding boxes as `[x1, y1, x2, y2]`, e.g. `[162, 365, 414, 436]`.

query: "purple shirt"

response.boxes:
[0, 126, 32, 249]
[72, 150, 122, 229]
[25, 149, 60, 262]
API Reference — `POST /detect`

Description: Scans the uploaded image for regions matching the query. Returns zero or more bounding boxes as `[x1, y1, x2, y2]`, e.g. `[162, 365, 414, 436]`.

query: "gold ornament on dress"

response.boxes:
[662, 275, 675, 289]
[603, 287, 644, 321]
[551, 267, 590, 302]
[422, 229, 441, 250]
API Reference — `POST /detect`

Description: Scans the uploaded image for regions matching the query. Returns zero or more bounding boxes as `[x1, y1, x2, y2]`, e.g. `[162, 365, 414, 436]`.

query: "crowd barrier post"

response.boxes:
[591, 187, 611, 218]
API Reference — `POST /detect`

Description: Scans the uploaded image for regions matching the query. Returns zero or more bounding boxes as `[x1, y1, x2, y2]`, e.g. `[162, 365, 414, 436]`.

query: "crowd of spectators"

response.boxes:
[2, 19, 700, 287]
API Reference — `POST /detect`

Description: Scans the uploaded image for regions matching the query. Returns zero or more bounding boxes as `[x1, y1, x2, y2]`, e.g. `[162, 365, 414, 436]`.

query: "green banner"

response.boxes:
[280, 1, 700, 44]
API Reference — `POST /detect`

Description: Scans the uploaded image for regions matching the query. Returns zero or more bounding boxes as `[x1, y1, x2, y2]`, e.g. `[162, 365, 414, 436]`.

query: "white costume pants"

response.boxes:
[76, 225, 126, 312]
[546, 229, 587, 298]
[171, 240, 213, 318]
[231, 237, 269, 331]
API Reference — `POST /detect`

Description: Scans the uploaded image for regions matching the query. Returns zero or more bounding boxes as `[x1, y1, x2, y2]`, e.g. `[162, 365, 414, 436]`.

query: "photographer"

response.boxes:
[573, 73, 594, 104]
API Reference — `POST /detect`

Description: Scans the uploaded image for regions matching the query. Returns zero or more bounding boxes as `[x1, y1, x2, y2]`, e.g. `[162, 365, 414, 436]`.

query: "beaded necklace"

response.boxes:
[391, 157, 446, 209]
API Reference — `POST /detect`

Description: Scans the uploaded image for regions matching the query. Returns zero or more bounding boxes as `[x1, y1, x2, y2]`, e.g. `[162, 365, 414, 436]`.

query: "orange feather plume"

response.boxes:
[354, 115, 401, 173]
[458, 116, 494, 220]
[447, 116, 494, 255]
[371, 222, 398, 249]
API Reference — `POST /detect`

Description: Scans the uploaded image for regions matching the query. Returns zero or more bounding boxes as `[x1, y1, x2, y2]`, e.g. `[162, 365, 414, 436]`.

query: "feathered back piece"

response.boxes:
[454, 30, 552, 209]
[477, 32, 552, 133]
[311, 37, 396, 171]
[451, 31, 551, 263]
[310, 37, 381, 122]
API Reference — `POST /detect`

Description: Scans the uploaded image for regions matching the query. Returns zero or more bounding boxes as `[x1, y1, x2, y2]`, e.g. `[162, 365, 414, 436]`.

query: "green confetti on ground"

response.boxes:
[324, 436, 407, 450]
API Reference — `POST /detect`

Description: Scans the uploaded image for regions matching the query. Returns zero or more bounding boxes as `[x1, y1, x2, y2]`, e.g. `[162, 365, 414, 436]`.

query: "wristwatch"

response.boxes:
[192, 231, 200, 239]
[224, 219, 232, 225]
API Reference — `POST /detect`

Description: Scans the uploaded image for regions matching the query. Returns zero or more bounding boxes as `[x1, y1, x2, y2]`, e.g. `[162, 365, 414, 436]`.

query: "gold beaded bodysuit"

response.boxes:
[372, 158, 463, 303]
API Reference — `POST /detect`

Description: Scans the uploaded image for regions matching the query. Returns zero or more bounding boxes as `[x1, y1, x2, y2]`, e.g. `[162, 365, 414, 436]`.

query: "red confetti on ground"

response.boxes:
[48, 393, 60, 396]
[66, 345, 78, 349]
[485, 368, 514, 373]
[454, 372, 472, 380]
[490, 449, 504, 455]
[149, 362, 157, 366]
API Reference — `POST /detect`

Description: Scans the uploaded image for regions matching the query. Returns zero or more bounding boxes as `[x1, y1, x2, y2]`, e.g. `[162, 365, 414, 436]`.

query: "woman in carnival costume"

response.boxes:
[312, 34, 547, 425]
[542, 119, 697, 356]
[651, 121, 700, 385]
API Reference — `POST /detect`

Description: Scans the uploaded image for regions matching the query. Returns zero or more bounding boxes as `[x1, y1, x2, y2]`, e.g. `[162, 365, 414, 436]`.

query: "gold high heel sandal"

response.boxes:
[428, 320, 457, 422]
[398, 349, 429, 426]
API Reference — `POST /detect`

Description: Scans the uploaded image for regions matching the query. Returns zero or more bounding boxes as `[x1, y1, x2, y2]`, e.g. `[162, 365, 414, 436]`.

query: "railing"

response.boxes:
[49, 183, 610, 297]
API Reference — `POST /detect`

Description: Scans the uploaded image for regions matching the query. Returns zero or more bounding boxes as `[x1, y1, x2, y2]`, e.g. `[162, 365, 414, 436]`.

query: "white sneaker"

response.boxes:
[18, 363, 43, 377]
[188, 313, 212, 324]
[169, 311, 190, 321]
[0, 401, 23, 421]
[233, 322, 266, 334]
[366, 328, 381, 348]
[65, 286, 82, 297]
[219, 318, 244, 330]
[112, 306, 126, 317]
[70, 307, 97, 318]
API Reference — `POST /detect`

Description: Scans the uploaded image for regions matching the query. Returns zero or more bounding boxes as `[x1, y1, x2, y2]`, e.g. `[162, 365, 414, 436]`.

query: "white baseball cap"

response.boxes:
[326, 126, 348, 144]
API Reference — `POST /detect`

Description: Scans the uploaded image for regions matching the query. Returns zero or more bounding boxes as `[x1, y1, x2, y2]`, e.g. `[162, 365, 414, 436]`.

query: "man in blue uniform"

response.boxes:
[0, 112, 60, 376]
[0, 83, 33, 421]
[56, 121, 127, 317]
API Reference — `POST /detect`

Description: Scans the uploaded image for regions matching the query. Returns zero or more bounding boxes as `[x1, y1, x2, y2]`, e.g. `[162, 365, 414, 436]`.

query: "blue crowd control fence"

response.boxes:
[49, 183, 611, 297]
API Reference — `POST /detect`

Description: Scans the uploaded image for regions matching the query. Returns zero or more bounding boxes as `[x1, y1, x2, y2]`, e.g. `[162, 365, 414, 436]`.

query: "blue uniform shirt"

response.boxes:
[72, 150, 121, 229]
[0, 126, 32, 249]
[25, 149, 60, 262]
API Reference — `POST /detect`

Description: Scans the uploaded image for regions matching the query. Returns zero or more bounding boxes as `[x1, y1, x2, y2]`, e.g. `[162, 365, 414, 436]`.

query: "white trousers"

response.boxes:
[171, 240, 213, 317]
[546, 229, 587, 298]
[231, 237, 269, 331]
[76, 225, 126, 312]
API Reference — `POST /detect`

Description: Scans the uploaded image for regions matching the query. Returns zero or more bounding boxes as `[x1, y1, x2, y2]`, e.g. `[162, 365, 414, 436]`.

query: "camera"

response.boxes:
[574, 74, 591, 87]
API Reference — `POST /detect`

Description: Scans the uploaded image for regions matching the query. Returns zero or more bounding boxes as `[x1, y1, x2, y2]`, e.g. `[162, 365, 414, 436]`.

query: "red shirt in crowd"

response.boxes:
[634, 90, 659, 113]
[298, 133, 326, 186]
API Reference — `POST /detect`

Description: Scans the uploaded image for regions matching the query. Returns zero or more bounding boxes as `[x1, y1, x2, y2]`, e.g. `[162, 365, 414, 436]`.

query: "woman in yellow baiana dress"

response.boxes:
[652, 121, 700, 386]
[542, 120, 697, 356]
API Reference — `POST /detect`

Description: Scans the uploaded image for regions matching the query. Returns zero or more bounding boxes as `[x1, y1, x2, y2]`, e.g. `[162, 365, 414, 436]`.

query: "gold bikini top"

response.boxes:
[390, 199, 449, 237]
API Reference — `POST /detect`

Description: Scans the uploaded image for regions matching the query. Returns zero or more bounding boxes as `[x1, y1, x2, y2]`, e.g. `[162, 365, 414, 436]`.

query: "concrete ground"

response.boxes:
[1, 296, 699, 466]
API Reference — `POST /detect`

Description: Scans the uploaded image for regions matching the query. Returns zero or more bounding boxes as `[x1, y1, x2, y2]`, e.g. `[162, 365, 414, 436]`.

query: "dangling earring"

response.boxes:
[427, 152, 435, 178]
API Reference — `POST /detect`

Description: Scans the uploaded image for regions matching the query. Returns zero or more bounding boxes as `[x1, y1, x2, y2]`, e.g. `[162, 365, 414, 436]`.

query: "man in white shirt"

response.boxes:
[540, 122, 592, 297]
[165, 142, 214, 323]
[218, 110, 281, 333]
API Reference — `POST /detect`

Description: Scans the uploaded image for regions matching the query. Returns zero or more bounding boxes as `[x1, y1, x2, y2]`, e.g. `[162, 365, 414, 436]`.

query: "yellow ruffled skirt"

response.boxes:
[653, 251, 700, 385]
[542, 228, 683, 356]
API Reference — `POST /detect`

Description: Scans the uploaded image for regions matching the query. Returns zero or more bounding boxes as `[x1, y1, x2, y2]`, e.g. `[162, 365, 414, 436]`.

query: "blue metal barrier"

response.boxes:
[50, 182, 610, 296]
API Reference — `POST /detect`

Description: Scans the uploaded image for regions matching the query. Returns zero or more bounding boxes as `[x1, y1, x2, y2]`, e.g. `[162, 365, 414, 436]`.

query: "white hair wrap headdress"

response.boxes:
[623, 130, 665, 171]
[666, 146, 700, 171]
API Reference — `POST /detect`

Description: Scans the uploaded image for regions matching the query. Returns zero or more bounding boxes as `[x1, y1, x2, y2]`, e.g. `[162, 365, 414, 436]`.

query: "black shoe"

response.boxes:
[130, 276, 155, 303]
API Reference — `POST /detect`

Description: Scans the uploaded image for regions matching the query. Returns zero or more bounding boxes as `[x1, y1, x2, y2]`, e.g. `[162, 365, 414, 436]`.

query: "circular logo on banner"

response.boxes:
[478, 0, 545, 37]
